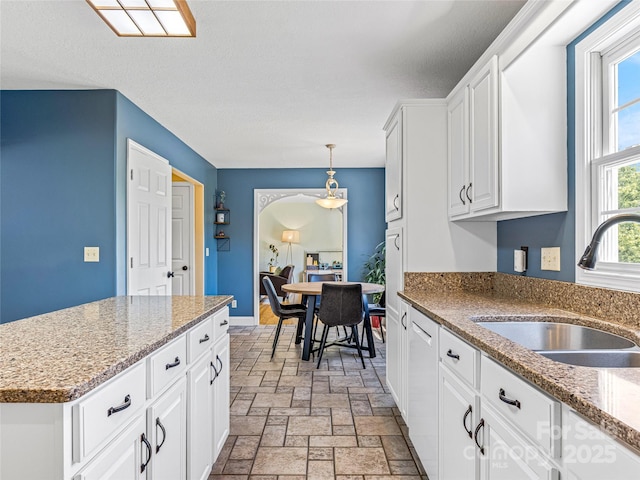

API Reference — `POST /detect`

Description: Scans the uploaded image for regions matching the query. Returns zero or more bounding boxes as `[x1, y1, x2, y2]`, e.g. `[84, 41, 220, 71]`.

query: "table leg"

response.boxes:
[362, 298, 376, 358]
[301, 294, 316, 361]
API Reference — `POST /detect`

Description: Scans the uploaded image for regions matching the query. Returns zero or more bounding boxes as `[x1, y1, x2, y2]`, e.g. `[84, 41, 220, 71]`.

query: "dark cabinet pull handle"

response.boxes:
[463, 405, 473, 438]
[220, 320, 228, 326]
[141, 433, 152, 473]
[499, 388, 521, 409]
[155, 417, 167, 453]
[394, 234, 400, 250]
[167, 271, 175, 278]
[466, 183, 473, 203]
[165, 356, 181, 370]
[459, 185, 466, 205]
[210, 360, 218, 385]
[446, 349, 460, 360]
[401, 312, 407, 330]
[107, 394, 131, 417]
[393, 194, 400, 211]
[216, 354, 223, 375]
[199, 333, 210, 344]
[474, 418, 485, 455]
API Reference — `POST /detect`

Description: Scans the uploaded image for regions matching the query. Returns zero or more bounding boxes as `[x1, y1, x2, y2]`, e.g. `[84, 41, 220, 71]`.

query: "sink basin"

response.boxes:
[478, 321, 637, 351]
[540, 351, 640, 368]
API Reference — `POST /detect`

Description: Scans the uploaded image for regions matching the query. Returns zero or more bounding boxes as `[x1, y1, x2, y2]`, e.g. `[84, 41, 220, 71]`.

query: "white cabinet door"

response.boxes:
[148, 378, 187, 480]
[408, 308, 439, 479]
[448, 87, 469, 217]
[385, 111, 402, 222]
[385, 226, 404, 412]
[439, 366, 478, 480]
[385, 226, 403, 317]
[385, 308, 402, 410]
[468, 56, 499, 213]
[211, 335, 230, 462]
[478, 405, 559, 480]
[74, 415, 147, 480]
[563, 408, 640, 480]
[398, 301, 409, 421]
[187, 353, 214, 480]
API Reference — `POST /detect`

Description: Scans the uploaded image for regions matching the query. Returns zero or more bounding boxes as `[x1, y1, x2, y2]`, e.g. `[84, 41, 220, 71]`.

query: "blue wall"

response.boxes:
[115, 93, 218, 295]
[496, 1, 630, 281]
[1, 90, 118, 322]
[217, 168, 385, 317]
[0, 90, 218, 323]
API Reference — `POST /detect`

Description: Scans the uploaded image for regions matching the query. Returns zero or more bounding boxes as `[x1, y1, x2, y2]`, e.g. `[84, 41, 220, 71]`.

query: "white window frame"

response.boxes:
[575, 2, 640, 292]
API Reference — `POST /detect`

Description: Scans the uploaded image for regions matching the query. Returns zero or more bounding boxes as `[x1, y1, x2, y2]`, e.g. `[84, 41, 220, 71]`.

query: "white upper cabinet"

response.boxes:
[385, 113, 402, 222]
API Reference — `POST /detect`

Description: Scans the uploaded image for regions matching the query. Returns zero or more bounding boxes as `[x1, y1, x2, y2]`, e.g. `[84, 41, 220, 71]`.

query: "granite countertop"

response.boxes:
[0, 295, 232, 403]
[399, 273, 640, 455]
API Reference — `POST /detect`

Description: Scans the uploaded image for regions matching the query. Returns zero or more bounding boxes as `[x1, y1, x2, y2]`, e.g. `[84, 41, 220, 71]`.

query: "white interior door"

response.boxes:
[127, 140, 172, 295]
[172, 183, 194, 295]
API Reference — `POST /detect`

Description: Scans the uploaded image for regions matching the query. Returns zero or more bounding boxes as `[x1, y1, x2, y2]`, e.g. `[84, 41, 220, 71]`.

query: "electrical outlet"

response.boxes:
[84, 246, 100, 262]
[231, 300, 237, 308]
[541, 247, 561, 271]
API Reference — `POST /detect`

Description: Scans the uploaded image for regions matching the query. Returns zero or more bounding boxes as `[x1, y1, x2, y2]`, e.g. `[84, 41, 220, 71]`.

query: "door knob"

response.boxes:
[182, 266, 188, 271]
[167, 271, 174, 278]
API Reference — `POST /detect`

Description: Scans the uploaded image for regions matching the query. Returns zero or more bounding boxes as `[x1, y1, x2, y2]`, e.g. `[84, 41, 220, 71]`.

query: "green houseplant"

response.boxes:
[363, 241, 385, 302]
[268, 244, 280, 272]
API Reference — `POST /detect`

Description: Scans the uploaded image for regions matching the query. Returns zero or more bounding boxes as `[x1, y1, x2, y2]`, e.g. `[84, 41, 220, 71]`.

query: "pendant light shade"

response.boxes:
[316, 144, 348, 209]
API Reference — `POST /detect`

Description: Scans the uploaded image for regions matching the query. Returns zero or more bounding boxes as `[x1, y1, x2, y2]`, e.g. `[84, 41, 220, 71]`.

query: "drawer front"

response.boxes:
[212, 307, 230, 342]
[73, 362, 146, 462]
[481, 356, 560, 457]
[148, 335, 187, 398]
[439, 328, 478, 387]
[188, 316, 214, 362]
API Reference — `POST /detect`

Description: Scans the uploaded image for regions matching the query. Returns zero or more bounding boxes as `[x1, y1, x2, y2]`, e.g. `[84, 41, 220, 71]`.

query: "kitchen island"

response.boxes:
[0, 295, 232, 480]
[398, 272, 640, 479]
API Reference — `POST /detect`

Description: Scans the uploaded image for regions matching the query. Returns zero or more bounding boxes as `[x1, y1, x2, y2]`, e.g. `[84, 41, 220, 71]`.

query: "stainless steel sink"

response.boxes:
[478, 321, 637, 351]
[540, 351, 640, 368]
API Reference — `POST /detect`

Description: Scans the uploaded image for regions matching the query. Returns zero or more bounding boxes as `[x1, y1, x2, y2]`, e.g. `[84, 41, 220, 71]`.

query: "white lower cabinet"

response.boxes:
[212, 334, 230, 461]
[439, 366, 479, 480]
[74, 415, 147, 480]
[147, 378, 187, 480]
[187, 350, 215, 480]
[386, 299, 408, 421]
[478, 405, 559, 480]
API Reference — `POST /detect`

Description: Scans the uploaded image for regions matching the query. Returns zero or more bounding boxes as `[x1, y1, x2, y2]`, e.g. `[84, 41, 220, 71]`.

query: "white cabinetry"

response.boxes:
[385, 111, 402, 222]
[0, 306, 231, 480]
[407, 307, 439, 479]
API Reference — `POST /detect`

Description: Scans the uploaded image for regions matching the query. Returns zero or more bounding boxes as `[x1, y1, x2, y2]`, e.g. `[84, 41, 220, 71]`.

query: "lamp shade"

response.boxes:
[281, 230, 300, 243]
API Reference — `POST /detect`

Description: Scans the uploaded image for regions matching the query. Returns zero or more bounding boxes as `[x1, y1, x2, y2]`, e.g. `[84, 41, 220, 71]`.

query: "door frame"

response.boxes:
[253, 188, 348, 325]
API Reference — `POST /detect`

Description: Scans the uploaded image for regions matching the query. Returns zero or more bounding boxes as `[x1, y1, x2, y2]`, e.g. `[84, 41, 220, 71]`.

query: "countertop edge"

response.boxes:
[0, 296, 233, 404]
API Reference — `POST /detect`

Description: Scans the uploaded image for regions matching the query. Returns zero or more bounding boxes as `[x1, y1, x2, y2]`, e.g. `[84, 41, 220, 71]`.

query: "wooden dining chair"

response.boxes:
[262, 277, 308, 359]
[315, 283, 365, 369]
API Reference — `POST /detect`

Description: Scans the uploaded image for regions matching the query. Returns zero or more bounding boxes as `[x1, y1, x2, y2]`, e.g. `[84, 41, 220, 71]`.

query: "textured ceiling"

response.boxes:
[1, 0, 525, 168]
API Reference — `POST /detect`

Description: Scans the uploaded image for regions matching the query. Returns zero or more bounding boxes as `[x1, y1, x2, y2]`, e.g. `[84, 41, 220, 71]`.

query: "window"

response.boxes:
[576, 3, 640, 291]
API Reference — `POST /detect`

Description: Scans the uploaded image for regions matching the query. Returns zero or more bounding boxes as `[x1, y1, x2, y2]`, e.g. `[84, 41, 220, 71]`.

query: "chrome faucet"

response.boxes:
[577, 213, 640, 270]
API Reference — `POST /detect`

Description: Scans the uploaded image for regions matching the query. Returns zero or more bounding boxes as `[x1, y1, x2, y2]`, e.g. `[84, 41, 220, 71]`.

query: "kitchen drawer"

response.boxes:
[439, 327, 479, 388]
[212, 307, 229, 342]
[148, 335, 187, 398]
[481, 356, 560, 458]
[188, 316, 214, 362]
[73, 362, 146, 463]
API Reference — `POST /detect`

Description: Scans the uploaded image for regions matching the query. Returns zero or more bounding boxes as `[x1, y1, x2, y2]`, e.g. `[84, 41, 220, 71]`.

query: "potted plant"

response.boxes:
[268, 244, 279, 273]
[363, 241, 385, 301]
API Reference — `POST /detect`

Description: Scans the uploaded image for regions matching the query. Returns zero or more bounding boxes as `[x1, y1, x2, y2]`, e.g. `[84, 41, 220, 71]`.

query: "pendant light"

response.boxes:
[316, 144, 348, 209]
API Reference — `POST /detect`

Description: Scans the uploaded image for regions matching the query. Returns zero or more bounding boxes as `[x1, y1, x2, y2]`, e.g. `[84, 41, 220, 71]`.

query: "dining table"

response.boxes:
[282, 281, 385, 361]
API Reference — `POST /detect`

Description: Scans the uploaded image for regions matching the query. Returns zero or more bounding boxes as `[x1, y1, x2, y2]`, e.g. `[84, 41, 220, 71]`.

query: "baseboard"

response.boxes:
[229, 316, 257, 326]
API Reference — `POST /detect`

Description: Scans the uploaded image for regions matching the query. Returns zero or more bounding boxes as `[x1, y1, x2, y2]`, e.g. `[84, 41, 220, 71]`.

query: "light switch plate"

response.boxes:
[84, 247, 100, 262]
[541, 247, 560, 271]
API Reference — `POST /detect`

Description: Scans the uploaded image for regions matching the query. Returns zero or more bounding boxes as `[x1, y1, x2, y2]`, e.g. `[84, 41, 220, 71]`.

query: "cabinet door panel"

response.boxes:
[212, 335, 230, 461]
[439, 367, 478, 480]
[448, 87, 469, 216]
[385, 113, 402, 222]
[469, 56, 499, 213]
[187, 354, 214, 480]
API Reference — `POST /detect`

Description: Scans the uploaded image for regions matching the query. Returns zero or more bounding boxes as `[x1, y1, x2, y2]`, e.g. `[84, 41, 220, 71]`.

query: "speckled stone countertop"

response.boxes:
[0, 295, 232, 403]
[399, 273, 640, 454]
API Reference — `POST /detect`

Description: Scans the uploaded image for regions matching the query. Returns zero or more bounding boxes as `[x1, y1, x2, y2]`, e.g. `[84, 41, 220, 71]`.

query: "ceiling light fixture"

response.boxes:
[86, 0, 196, 37]
[316, 144, 348, 209]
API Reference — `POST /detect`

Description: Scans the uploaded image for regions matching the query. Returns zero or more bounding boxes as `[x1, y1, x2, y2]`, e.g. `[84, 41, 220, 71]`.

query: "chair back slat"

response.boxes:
[262, 276, 285, 317]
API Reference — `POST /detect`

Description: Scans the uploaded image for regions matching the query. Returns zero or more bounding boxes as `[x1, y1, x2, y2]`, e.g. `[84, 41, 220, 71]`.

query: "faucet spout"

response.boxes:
[578, 213, 640, 270]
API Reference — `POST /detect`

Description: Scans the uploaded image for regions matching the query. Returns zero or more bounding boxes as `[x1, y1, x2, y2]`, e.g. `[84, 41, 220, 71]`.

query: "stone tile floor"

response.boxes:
[209, 325, 427, 479]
